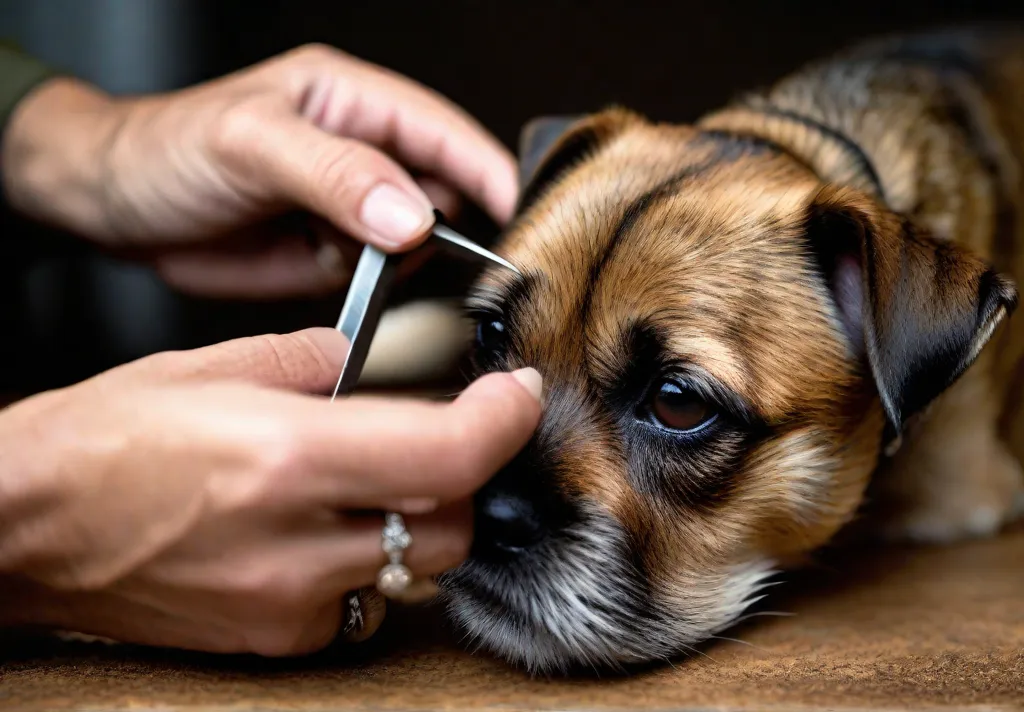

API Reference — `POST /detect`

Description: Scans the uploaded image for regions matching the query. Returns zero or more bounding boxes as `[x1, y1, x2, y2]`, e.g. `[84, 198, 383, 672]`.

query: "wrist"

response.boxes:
[1, 76, 130, 240]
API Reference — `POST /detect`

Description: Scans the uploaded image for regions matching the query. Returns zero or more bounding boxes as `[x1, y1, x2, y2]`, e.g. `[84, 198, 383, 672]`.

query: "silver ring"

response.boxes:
[376, 512, 413, 599]
[341, 591, 364, 637]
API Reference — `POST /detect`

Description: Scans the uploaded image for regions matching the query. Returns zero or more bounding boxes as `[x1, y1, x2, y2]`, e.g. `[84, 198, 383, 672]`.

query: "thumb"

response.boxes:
[237, 109, 437, 252]
[126, 328, 349, 394]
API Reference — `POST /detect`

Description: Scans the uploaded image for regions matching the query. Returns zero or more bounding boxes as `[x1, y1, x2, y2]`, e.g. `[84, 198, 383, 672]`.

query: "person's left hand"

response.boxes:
[1, 44, 519, 298]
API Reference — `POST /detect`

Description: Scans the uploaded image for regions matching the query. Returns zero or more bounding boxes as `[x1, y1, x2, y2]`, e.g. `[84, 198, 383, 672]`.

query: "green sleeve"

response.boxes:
[0, 41, 59, 135]
[0, 41, 62, 213]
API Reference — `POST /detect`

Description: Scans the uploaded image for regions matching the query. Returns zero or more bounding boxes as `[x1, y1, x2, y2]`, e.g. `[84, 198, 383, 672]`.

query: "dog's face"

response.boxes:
[439, 108, 1016, 673]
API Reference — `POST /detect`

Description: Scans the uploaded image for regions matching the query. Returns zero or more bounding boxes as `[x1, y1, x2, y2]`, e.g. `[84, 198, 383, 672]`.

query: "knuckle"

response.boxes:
[209, 105, 266, 161]
[254, 434, 304, 496]
[209, 430, 301, 516]
[294, 42, 345, 65]
[244, 333, 291, 379]
[312, 145, 374, 200]
[258, 331, 336, 386]
[253, 425, 298, 473]
[291, 331, 340, 382]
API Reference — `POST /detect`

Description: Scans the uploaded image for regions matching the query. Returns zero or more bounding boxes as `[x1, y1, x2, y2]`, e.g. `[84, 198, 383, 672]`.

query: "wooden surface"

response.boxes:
[2, 522, 1022, 712]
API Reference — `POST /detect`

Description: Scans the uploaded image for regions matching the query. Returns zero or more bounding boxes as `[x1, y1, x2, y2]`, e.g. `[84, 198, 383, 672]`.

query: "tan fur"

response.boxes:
[694, 30, 1024, 542]
[371, 27, 1024, 672]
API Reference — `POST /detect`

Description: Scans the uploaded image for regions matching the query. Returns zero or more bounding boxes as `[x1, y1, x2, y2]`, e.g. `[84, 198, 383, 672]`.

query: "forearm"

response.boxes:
[0, 391, 75, 596]
[0, 45, 126, 239]
[0, 393, 75, 630]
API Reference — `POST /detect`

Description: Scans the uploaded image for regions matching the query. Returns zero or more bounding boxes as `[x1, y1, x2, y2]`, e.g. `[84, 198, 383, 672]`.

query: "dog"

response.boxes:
[362, 25, 1024, 673]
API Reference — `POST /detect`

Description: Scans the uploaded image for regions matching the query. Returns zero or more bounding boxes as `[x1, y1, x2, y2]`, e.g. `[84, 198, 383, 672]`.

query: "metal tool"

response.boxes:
[329, 210, 519, 400]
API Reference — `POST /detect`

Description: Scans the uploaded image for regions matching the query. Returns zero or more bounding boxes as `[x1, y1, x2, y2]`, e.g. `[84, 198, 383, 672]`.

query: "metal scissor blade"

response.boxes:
[330, 244, 398, 400]
[431, 222, 521, 275]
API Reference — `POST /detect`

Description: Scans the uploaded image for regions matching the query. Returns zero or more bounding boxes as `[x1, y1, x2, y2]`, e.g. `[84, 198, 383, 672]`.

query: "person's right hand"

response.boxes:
[0, 328, 541, 656]
[2, 44, 520, 299]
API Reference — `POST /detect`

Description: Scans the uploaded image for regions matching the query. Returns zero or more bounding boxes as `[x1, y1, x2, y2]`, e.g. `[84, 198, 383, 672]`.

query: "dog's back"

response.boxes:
[703, 27, 1024, 275]
[697, 25, 1024, 538]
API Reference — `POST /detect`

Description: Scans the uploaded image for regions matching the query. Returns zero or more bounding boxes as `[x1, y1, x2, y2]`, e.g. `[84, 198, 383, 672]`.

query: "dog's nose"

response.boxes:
[475, 489, 545, 554]
[471, 443, 572, 559]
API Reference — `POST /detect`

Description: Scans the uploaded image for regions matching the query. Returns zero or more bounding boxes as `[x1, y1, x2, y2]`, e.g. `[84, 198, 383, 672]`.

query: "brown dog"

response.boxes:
[365, 26, 1024, 673]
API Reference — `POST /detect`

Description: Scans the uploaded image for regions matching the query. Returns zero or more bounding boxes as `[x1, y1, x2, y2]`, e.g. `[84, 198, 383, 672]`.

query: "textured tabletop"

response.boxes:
[2, 522, 1022, 712]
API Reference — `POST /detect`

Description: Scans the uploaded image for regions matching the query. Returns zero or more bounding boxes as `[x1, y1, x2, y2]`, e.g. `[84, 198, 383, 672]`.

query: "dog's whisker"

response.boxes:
[678, 643, 719, 665]
[709, 634, 767, 652]
[730, 610, 796, 626]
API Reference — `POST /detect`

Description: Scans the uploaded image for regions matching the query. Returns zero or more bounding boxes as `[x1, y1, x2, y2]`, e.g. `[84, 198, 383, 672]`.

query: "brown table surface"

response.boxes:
[0, 522, 1020, 712]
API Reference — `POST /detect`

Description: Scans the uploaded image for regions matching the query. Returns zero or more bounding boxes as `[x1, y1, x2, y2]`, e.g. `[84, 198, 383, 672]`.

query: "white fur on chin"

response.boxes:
[441, 505, 777, 674]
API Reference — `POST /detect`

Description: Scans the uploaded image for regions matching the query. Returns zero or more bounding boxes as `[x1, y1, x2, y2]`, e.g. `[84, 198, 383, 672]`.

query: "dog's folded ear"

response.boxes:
[516, 108, 642, 214]
[518, 116, 585, 189]
[803, 184, 1019, 443]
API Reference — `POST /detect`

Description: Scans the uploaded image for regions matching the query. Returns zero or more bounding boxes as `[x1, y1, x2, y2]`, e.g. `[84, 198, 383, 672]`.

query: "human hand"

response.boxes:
[0, 330, 541, 655]
[1, 44, 518, 298]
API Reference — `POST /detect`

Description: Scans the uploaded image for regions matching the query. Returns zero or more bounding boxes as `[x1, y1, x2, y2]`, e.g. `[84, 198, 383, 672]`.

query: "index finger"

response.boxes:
[306, 368, 543, 506]
[303, 50, 519, 226]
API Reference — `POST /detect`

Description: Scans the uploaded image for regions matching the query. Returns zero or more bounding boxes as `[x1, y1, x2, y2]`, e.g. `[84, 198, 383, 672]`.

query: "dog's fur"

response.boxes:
[365, 26, 1024, 673]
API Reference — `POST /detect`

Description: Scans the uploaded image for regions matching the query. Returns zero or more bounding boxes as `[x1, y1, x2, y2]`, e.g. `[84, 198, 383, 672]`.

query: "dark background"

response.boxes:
[2, 0, 1023, 393]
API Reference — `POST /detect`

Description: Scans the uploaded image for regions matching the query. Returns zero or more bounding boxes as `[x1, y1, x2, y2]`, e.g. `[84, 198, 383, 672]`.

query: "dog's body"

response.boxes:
[365, 26, 1024, 672]
[695, 29, 1024, 545]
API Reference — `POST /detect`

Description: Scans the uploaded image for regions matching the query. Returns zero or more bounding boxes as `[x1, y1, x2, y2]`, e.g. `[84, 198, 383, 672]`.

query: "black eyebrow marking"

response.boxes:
[578, 161, 712, 336]
[578, 129, 785, 341]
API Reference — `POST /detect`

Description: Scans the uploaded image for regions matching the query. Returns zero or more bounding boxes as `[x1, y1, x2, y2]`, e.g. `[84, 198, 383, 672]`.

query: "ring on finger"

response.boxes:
[376, 512, 414, 599]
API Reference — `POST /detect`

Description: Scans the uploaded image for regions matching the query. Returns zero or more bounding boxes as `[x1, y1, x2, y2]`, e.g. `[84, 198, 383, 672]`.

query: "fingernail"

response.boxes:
[510, 367, 543, 402]
[383, 498, 439, 515]
[359, 184, 433, 247]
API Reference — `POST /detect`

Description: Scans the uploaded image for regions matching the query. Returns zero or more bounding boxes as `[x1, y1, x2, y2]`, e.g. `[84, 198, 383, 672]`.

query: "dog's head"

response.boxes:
[439, 107, 1017, 673]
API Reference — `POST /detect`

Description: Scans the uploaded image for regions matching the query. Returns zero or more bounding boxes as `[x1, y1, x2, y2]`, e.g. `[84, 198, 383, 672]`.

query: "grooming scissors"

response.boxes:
[329, 210, 519, 400]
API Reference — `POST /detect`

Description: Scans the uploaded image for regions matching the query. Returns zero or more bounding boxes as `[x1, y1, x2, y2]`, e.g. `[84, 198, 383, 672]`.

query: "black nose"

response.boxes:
[471, 443, 573, 560]
[474, 489, 545, 554]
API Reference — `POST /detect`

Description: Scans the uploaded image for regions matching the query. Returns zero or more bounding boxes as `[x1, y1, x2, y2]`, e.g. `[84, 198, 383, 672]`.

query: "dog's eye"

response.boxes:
[648, 380, 714, 432]
[476, 318, 507, 353]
